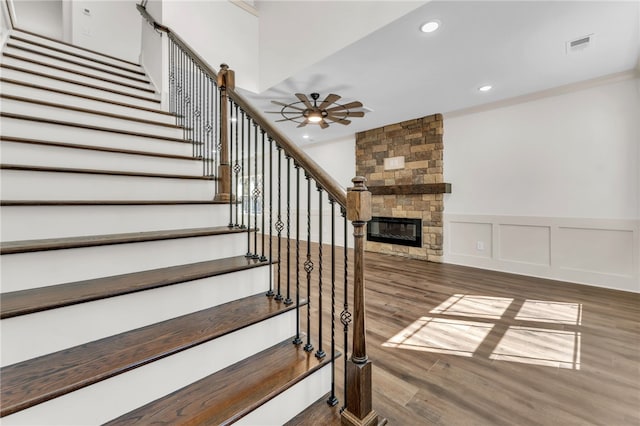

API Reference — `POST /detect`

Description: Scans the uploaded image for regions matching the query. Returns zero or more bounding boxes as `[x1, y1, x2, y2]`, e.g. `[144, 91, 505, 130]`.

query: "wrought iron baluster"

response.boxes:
[327, 198, 338, 406]
[274, 146, 283, 301]
[316, 186, 326, 359]
[246, 119, 253, 257]
[303, 172, 314, 353]
[252, 122, 259, 259]
[293, 164, 302, 345]
[266, 137, 274, 297]
[340, 207, 351, 412]
[260, 130, 267, 261]
[285, 155, 292, 305]
[233, 104, 240, 227]
[240, 110, 246, 230]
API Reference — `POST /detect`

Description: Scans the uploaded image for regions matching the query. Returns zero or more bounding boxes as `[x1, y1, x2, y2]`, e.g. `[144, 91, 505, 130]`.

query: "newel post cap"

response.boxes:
[347, 176, 372, 222]
[217, 63, 235, 90]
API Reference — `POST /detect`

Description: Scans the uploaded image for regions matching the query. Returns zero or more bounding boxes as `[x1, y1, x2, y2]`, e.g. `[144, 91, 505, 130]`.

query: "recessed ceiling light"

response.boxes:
[478, 85, 493, 92]
[420, 20, 440, 33]
[302, 134, 310, 139]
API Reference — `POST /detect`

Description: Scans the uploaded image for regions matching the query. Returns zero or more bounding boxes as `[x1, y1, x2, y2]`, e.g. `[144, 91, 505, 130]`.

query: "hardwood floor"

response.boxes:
[276, 241, 640, 425]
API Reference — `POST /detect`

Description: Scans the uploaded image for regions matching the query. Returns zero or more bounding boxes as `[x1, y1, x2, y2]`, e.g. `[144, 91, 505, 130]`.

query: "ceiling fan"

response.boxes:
[267, 92, 365, 129]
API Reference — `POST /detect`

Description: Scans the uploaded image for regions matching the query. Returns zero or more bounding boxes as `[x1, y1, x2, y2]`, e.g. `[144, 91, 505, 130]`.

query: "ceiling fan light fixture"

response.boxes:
[307, 111, 323, 123]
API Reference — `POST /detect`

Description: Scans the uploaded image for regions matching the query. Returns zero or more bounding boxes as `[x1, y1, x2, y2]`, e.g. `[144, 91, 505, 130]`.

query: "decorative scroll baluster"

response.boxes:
[233, 104, 240, 227]
[246, 118, 253, 257]
[274, 146, 284, 301]
[252, 123, 259, 259]
[316, 186, 326, 360]
[328, 198, 338, 406]
[293, 164, 302, 345]
[239, 110, 246, 230]
[285, 155, 292, 305]
[266, 137, 274, 297]
[260, 130, 267, 261]
[227, 96, 233, 225]
[341, 207, 351, 412]
[303, 172, 314, 353]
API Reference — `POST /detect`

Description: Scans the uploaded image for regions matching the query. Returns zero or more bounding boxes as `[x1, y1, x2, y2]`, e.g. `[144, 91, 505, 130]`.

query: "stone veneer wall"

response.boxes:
[355, 113, 444, 262]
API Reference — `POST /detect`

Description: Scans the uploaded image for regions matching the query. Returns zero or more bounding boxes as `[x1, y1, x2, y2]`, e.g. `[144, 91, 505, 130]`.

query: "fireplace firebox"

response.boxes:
[366, 217, 422, 247]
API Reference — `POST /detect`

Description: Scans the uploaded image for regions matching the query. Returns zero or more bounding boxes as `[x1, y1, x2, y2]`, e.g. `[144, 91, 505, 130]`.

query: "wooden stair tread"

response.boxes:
[0, 94, 179, 127]
[0, 136, 197, 161]
[0, 164, 215, 182]
[0, 64, 159, 103]
[3, 52, 152, 88]
[105, 339, 334, 425]
[0, 294, 297, 417]
[6, 40, 146, 78]
[0, 226, 245, 255]
[285, 392, 341, 426]
[0, 256, 269, 319]
[0, 200, 233, 206]
[1, 113, 187, 142]
[0, 77, 174, 116]
[11, 28, 140, 67]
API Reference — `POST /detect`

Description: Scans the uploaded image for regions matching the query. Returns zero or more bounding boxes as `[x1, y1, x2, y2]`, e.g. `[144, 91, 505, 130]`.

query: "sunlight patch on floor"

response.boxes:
[429, 294, 513, 319]
[382, 316, 493, 356]
[514, 300, 582, 325]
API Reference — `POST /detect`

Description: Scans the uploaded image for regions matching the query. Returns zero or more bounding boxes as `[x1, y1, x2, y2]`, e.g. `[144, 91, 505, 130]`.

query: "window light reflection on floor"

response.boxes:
[383, 294, 583, 370]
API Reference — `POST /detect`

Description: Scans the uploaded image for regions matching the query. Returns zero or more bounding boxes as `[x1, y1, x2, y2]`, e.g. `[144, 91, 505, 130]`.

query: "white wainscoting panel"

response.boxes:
[444, 214, 639, 293]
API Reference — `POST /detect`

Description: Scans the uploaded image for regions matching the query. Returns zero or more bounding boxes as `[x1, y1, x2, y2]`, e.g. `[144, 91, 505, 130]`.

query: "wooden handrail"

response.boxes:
[136, 4, 347, 208]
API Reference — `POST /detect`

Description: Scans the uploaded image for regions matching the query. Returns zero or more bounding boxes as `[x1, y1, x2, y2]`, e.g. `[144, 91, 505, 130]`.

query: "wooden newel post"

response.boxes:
[214, 63, 235, 202]
[342, 176, 381, 426]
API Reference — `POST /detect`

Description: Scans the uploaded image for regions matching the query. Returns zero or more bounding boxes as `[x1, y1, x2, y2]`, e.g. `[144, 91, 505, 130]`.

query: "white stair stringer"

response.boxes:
[9, 30, 144, 73]
[1, 265, 271, 367]
[237, 364, 333, 426]
[0, 141, 204, 178]
[1, 116, 192, 156]
[1, 310, 296, 426]
[1, 203, 229, 240]
[5, 37, 146, 79]
[1, 232, 249, 292]
[0, 169, 215, 201]
[1, 53, 154, 96]
[0, 97, 184, 137]
[0, 79, 176, 124]
[0, 67, 161, 108]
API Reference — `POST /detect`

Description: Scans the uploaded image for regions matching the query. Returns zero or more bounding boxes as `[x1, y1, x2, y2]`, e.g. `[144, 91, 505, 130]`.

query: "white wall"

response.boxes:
[12, 0, 62, 39]
[443, 75, 640, 292]
[162, 0, 259, 92]
[70, 0, 141, 63]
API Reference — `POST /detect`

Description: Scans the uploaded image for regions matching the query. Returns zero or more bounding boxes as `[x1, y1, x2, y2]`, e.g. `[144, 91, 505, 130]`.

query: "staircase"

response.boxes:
[0, 29, 334, 425]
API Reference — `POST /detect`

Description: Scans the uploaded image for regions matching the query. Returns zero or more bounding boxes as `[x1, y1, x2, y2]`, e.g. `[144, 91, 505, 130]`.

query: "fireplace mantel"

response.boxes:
[367, 183, 451, 196]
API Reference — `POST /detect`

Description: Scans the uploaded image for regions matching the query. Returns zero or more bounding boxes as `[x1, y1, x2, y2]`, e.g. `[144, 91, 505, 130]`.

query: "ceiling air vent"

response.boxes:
[566, 34, 593, 54]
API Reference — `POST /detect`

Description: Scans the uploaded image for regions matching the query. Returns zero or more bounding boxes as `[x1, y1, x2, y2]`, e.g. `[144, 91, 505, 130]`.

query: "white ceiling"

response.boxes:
[239, 1, 640, 145]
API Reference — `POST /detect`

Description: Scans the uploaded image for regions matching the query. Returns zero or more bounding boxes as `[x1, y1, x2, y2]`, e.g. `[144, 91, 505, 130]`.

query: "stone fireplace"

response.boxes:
[355, 113, 448, 262]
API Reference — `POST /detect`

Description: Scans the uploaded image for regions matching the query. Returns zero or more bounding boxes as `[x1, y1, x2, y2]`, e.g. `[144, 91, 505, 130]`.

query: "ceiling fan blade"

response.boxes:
[295, 93, 313, 109]
[271, 100, 305, 111]
[297, 121, 308, 128]
[344, 111, 365, 117]
[320, 120, 330, 129]
[318, 93, 341, 110]
[326, 101, 363, 112]
[325, 116, 351, 125]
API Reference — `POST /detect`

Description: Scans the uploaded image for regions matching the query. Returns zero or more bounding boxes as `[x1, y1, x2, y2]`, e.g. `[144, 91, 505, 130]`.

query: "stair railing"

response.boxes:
[137, 4, 380, 424]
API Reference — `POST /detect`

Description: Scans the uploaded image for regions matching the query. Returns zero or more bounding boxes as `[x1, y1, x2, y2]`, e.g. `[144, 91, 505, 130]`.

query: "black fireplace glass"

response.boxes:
[366, 217, 422, 247]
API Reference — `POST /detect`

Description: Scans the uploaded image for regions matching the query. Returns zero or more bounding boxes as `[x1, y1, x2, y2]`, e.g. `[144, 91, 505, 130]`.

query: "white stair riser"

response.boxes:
[1, 311, 296, 426]
[0, 170, 216, 200]
[1, 204, 230, 240]
[0, 81, 175, 124]
[6, 38, 145, 79]
[1, 118, 192, 156]
[1, 100, 184, 140]
[238, 366, 332, 426]
[1, 266, 271, 366]
[10, 31, 144, 73]
[0, 142, 202, 178]
[0, 67, 160, 108]
[2, 53, 154, 95]
[1, 233, 251, 291]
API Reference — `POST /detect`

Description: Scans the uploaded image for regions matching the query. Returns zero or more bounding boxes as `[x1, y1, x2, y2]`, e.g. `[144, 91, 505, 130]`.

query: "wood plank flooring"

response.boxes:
[277, 241, 640, 425]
